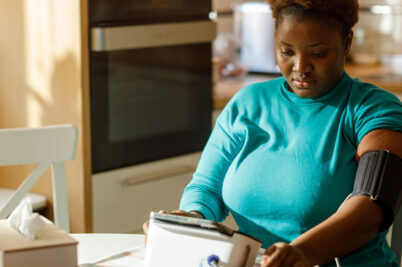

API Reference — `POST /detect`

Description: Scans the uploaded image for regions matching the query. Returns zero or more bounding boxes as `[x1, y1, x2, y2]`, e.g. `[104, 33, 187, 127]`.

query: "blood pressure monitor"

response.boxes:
[144, 212, 261, 267]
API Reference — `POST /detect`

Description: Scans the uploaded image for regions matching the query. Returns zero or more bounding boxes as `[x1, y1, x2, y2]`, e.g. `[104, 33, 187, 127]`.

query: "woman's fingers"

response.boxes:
[169, 210, 187, 215]
[143, 210, 166, 245]
[142, 220, 150, 246]
[170, 210, 203, 218]
[142, 220, 150, 234]
[143, 210, 165, 237]
[265, 245, 276, 255]
[290, 246, 311, 267]
[279, 250, 305, 267]
[260, 243, 310, 267]
[261, 243, 290, 266]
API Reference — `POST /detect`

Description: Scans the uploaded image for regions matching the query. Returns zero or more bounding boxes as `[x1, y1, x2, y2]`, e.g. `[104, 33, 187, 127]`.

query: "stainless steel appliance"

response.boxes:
[234, 2, 280, 74]
[89, 0, 216, 173]
[88, 0, 216, 233]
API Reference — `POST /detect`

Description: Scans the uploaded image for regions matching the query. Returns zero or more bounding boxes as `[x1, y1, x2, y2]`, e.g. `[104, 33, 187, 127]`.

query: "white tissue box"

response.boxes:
[0, 220, 77, 267]
[145, 213, 261, 267]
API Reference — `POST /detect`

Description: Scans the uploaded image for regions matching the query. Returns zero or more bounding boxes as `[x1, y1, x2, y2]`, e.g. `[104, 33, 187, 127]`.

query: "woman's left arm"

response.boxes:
[261, 129, 402, 267]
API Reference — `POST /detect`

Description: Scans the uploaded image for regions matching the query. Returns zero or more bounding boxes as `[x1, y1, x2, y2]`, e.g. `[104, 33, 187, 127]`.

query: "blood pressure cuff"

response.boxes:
[351, 150, 402, 231]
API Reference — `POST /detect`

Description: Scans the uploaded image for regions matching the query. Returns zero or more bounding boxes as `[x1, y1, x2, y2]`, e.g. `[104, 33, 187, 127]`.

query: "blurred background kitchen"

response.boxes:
[0, 0, 401, 240]
[213, 0, 402, 108]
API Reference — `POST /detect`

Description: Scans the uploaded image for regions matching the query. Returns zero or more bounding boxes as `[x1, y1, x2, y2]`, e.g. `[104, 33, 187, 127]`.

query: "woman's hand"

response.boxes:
[142, 209, 203, 245]
[260, 242, 311, 267]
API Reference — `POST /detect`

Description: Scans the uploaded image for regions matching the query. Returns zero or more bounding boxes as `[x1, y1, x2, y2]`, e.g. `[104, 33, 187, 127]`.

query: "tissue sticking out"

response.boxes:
[8, 198, 46, 240]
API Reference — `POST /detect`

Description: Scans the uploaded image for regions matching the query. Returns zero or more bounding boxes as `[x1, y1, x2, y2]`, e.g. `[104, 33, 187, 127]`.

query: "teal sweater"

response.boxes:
[180, 72, 402, 266]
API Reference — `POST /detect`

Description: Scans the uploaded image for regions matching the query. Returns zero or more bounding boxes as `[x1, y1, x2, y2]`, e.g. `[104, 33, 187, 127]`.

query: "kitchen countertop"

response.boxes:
[213, 63, 402, 110]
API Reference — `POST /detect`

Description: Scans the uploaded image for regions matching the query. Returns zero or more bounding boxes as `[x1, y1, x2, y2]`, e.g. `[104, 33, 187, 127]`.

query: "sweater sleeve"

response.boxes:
[179, 96, 246, 222]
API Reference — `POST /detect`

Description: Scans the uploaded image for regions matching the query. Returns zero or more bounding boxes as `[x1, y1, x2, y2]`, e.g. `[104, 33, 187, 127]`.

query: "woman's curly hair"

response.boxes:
[267, 0, 359, 37]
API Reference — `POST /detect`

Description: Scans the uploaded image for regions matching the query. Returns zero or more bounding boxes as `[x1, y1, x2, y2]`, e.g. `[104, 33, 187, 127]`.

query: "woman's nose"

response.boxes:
[292, 55, 313, 73]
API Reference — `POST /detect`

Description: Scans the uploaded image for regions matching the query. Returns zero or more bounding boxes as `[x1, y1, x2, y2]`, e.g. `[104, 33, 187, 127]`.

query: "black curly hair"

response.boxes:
[267, 0, 359, 38]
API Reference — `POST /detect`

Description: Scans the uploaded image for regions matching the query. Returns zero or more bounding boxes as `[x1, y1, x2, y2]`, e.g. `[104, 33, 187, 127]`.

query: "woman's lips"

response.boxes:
[293, 79, 315, 88]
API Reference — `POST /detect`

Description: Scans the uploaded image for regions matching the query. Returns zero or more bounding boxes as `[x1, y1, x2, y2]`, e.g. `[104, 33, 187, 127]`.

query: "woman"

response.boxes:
[144, 1, 402, 266]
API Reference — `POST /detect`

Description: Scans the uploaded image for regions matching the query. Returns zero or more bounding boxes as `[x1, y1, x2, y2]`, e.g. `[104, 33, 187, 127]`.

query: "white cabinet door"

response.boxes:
[92, 152, 201, 233]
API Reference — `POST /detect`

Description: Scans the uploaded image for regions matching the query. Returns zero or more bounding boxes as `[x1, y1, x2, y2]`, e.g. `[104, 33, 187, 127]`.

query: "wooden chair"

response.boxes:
[0, 124, 77, 232]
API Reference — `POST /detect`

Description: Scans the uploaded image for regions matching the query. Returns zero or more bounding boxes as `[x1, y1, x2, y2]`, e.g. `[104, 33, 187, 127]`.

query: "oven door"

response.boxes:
[90, 21, 216, 173]
[89, 0, 212, 26]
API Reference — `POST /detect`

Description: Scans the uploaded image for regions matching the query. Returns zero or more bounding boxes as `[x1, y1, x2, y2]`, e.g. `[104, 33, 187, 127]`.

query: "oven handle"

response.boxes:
[121, 165, 195, 186]
[91, 20, 217, 52]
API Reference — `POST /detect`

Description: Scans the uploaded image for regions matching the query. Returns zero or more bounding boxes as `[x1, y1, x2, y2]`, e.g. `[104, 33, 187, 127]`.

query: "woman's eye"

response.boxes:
[312, 51, 328, 58]
[281, 50, 294, 56]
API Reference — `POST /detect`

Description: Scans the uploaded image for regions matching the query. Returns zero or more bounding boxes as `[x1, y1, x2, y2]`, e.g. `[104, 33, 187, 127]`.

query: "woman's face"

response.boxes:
[275, 15, 351, 98]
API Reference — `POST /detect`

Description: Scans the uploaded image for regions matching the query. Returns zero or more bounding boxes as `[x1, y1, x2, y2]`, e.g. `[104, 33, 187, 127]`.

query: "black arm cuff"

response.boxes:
[351, 150, 402, 231]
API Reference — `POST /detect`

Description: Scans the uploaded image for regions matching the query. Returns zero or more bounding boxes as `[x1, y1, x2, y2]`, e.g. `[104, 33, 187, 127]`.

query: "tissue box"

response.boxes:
[0, 220, 77, 267]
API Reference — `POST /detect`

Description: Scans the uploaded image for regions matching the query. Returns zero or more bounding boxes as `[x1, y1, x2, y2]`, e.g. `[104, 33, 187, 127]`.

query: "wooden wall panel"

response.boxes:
[0, 0, 91, 233]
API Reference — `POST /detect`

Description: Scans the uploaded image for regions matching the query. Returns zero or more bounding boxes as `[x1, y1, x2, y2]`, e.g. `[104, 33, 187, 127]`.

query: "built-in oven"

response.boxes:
[89, 1, 215, 173]
[88, 1, 216, 233]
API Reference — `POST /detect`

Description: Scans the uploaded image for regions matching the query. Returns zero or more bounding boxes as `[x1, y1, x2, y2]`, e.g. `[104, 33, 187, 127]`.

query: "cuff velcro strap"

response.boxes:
[351, 150, 402, 231]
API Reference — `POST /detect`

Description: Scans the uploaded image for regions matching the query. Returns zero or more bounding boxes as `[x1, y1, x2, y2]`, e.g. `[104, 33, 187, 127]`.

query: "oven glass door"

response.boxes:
[89, 0, 211, 26]
[90, 40, 212, 173]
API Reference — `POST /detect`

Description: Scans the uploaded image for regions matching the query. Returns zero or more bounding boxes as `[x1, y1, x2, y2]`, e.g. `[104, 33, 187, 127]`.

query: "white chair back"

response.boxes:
[0, 124, 77, 232]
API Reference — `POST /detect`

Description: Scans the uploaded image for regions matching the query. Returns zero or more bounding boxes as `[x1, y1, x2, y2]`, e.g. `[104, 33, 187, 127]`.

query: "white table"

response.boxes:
[71, 234, 145, 265]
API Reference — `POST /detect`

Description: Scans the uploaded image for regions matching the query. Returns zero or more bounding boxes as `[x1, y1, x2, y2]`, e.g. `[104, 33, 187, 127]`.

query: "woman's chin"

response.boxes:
[291, 88, 321, 99]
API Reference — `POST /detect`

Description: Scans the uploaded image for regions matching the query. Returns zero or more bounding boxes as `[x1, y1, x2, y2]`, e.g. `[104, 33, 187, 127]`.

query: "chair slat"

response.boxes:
[52, 161, 70, 232]
[0, 124, 77, 166]
[0, 162, 50, 219]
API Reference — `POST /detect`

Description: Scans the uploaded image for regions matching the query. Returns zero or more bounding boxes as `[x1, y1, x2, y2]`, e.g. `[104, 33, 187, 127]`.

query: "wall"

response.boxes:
[0, 0, 91, 233]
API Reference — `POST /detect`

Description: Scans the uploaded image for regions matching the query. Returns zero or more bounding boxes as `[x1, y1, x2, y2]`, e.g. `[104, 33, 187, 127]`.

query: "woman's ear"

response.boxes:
[343, 30, 353, 55]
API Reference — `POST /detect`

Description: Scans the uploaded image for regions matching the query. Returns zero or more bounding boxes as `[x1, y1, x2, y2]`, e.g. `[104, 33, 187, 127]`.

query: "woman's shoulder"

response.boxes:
[242, 76, 284, 93]
[348, 76, 401, 105]
[345, 75, 402, 142]
[346, 76, 402, 118]
[217, 77, 285, 127]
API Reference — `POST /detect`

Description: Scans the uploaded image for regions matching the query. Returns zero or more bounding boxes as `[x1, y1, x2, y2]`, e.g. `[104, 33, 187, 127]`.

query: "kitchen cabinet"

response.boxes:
[345, 64, 402, 94]
[213, 0, 234, 38]
[92, 152, 201, 233]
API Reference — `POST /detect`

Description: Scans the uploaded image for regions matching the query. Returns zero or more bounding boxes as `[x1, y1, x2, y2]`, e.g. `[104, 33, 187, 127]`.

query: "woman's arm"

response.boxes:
[290, 195, 383, 266]
[261, 129, 402, 267]
[143, 105, 245, 239]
